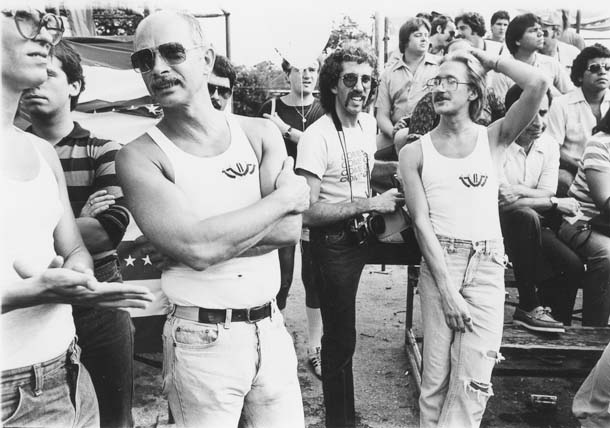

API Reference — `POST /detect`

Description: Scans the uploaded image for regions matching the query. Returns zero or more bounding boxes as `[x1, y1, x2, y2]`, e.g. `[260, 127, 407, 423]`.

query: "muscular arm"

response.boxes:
[76, 217, 113, 253]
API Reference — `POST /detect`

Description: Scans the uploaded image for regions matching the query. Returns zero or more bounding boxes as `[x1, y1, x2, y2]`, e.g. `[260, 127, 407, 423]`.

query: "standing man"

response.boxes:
[21, 40, 136, 428]
[455, 12, 503, 55]
[539, 10, 580, 73]
[209, 54, 235, 111]
[296, 45, 402, 428]
[399, 48, 548, 427]
[487, 10, 510, 44]
[428, 15, 456, 56]
[258, 58, 325, 378]
[546, 44, 610, 196]
[117, 11, 309, 427]
[376, 17, 439, 151]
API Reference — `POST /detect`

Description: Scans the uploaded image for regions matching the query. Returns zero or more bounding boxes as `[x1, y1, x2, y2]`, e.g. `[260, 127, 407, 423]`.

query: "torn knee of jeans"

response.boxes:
[483, 349, 505, 364]
[463, 379, 494, 401]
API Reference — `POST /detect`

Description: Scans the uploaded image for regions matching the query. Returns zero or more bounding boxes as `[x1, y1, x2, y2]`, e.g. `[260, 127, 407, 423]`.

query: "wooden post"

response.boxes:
[374, 12, 384, 77]
[575, 10, 581, 33]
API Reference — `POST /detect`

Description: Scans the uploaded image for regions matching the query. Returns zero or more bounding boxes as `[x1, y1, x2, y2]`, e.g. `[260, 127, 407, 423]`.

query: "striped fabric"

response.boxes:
[567, 133, 610, 222]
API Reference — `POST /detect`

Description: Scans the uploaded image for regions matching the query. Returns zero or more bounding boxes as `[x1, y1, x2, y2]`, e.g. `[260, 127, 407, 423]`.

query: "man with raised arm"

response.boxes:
[399, 46, 549, 427]
[116, 11, 309, 427]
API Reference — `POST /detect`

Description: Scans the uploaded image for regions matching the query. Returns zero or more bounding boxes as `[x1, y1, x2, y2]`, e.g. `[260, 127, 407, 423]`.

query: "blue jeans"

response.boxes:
[162, 303, 304, 428]
[419, 236, 506, 428]
[310, 226, 369, 428]
[558, 220, 610, 326]
[73, 255, 135, 428]
[1, 340, 99, 427]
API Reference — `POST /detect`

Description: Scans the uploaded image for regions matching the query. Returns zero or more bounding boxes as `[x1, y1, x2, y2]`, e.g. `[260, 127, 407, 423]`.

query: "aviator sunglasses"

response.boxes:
[2, 9, 64, 45]
[131, 42, 204, 73]
[340, 73, 373, 88]
[586, 63, 610, 74]
[208, 83, 232, 98]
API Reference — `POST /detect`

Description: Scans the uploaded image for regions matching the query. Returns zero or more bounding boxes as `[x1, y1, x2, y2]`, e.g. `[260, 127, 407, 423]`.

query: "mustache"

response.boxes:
[211, 99, 222, 110]
[433, 93, 450, 102]
[151, 77, 181, 90]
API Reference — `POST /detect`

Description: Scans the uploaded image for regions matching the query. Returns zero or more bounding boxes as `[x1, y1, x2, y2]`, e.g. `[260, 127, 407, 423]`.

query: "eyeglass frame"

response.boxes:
[585, 62, 610, 74]
[131, 42, 205, 73]
[1, 9, 65, 46]
[339, 72, 374, 89]
[425, 76, 471, 91]
[208, 83, 232, 98]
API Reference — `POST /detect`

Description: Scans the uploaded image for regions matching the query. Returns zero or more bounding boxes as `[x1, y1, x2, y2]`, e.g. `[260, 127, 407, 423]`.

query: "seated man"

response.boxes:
[558, 108, 610, 327]
[546, 44, 610, 196]
[500, 84, 583, 331]
[455, 12, 504, 54]
[539, 10, 579, 74]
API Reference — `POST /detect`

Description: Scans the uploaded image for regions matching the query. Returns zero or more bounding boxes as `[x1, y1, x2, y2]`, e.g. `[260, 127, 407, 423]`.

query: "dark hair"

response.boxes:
[415, 12, 433, 24]
[49, 41, 85, 111]
[570, 43, 610, 87]
[281, 57, 321, 75]
[212, 55, 236, 89]
[505, 13, 540, 55]
[318, 45, 377, 113]
[398, 18, 431, 54]
[504, 84, 553, 111]
[430, 15, 453, 36]
[596, 107, 610, 135]
[491, 10, 510, 25]
[455, 12, 486, 37]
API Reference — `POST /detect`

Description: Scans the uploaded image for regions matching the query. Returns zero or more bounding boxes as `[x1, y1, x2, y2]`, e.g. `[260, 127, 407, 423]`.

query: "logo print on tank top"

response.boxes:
[222, 162, 256, 179]
[459, 173, 488, 188]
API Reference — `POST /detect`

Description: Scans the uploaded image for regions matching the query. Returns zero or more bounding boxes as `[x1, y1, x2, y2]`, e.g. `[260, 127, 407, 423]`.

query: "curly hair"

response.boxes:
[570, 43, 610, 87]
[455, 12, 486, 37]
[398, 18, 431, 54]
[318, 45, 377, 113]
[505, 13, 539, 55]
[50, 41, 85, 111]
[430, 15, 453, 36]
[440, 51, 487, 122]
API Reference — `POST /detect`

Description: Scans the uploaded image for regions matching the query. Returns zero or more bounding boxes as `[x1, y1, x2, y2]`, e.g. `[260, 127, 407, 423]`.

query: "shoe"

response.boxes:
[513, 306, 565, 333]
[308, 347, 322, 379]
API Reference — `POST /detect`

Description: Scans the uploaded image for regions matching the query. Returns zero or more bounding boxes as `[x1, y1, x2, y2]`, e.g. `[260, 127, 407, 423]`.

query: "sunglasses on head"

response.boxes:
[208, 83, 232, 98]
[340, 73, 373, 88]
[2, 9, 64, 45]
[131, 42, 204, 73]
[586, 63, 610, 74]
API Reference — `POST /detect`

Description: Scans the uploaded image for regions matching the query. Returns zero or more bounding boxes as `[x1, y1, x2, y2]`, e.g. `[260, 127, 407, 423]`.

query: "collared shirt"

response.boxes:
[501, 133, 559, 194]
[376, 53, 439, 123]
[546, 88, 610, 160]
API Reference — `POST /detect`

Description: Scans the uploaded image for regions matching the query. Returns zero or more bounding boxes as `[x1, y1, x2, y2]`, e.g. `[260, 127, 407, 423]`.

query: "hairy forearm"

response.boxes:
[238, 214, 302, 257]
[303, 199, 370, 227]
[76, 217, 113, 253]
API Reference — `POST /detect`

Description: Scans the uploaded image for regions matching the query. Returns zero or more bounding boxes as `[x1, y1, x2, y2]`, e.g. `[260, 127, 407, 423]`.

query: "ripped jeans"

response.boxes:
[419, 236, 506, 428]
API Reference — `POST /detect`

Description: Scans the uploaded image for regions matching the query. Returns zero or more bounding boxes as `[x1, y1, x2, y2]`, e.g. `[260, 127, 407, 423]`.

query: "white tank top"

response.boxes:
[147, 115, 280, 309]
[1, 136, 74, 370]
[420, 125, 502, 241]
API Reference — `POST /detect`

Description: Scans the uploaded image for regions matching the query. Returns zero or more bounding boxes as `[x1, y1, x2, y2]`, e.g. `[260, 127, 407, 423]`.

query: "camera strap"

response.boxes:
[330, 108, 371, 204]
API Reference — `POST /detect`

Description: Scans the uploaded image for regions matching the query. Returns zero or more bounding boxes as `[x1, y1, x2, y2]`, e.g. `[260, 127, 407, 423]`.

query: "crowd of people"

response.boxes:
[1, 5, 610, 428]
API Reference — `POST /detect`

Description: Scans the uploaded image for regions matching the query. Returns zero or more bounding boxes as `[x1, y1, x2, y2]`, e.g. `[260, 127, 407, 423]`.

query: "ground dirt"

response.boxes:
[132, 253, 585, 428]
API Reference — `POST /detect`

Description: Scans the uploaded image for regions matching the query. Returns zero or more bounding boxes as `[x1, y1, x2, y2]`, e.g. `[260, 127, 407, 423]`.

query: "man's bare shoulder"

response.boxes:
[117, 132, 160, 164]
[399, 139, 423, 164]
[235, 114, 280, 138]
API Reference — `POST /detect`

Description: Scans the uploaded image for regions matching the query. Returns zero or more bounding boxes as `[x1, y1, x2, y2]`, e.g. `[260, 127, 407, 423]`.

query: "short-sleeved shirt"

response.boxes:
[296, 113, 377, 204]
[501, 133, 560, 194]
[257, 97, 324, 159]
[489, 53, 574, 102]
[546, 88, 610, 161]
[375, 53, 439, 123]
[566, 133, 610, 222]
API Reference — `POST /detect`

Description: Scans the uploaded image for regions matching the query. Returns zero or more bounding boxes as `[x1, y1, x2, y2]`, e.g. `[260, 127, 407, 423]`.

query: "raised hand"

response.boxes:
[275, 157, 310, 213]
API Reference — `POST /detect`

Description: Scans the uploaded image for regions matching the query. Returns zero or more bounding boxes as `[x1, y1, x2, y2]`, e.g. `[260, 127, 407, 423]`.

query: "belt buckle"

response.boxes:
[245, 306, 255, 323]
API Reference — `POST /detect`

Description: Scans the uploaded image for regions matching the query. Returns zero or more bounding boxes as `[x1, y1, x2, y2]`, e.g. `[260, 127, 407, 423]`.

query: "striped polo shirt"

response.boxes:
[566, 133, 610, 222]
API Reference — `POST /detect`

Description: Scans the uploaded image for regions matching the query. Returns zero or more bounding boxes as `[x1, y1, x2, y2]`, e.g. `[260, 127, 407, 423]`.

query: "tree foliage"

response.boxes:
[325, 15, 372, 51]
[232, 61, 286, 117]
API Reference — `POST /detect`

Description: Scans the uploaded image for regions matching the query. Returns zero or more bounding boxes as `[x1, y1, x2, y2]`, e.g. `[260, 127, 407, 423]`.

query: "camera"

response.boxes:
[348, 215, 385, 246]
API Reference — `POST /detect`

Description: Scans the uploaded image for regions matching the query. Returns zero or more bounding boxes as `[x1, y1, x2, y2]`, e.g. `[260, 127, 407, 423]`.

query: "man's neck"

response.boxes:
[514, 49, 536, 65]
[2, 83, 21, 130]
[540, 40, 557, 56]
[428, 36, 443, 55]
[158, 97, 225, 142]
[30, 110, 74, 145]
[437, 110, 475, 134]
[516, 136, 535, 154]
[402, 49, 425, 67]
[283, 91, 315, 106]
[582, 86, 607, 106]
[471, 37, 485, 50]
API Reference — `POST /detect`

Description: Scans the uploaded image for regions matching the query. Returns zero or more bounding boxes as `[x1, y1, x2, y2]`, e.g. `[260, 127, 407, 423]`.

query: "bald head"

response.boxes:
[135, 10, 206, 50]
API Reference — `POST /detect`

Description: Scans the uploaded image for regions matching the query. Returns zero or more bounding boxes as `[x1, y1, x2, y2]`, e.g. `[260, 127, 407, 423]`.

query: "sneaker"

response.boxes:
[513, 306, 565, 333]
[308, 347, 322, 379]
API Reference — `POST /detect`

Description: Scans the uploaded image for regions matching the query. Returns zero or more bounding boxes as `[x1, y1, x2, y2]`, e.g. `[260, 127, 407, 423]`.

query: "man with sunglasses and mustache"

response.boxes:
[546, 44, 610, 196]
[296, 45, 402, 428]
[1, 7, 154, 428]
[117, 10, 309, 427]
[209, 54, 235, 111]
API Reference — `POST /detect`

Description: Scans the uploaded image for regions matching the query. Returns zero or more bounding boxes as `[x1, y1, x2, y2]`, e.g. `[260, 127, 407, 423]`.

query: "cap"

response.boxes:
[539, 10, 562, 27]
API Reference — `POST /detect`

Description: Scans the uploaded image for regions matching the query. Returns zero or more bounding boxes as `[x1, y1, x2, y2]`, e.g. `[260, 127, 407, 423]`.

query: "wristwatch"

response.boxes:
[550, 197, 559, 210]
[283, 126, 293, 139]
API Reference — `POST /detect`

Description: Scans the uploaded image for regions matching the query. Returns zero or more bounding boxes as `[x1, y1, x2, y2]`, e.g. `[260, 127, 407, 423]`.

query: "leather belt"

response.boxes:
[173, 302, 273, 325]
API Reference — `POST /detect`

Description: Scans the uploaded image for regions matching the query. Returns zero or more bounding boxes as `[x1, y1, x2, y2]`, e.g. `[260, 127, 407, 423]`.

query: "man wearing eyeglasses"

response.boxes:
[539, 10, 579, 74]
[296, 45, 402, 428]
[546, 44, 610, 196]
[209, 54, 235, 111]
[1, 7, 154, 428]
[116, 10, 309, 427]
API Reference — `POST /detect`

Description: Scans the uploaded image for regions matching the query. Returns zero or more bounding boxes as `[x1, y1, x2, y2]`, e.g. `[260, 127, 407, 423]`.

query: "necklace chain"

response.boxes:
[293, 104, 313, 130]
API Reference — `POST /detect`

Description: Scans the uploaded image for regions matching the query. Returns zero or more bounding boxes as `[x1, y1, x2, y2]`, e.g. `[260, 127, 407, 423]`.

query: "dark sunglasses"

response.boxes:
[586, 63, 610, 74]
[208, 83, 232, 98]
[340, 73, 373, 88]
[131, 42, 204, 73]
[3, 9, 64, 45]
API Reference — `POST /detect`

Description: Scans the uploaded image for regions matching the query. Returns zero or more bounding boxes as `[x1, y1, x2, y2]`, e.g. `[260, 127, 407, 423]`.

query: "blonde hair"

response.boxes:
[441, 51, 487, 122]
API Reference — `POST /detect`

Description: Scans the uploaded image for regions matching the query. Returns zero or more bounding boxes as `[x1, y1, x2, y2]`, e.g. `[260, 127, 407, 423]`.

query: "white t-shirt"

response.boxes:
[296, 113, 377, 204]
